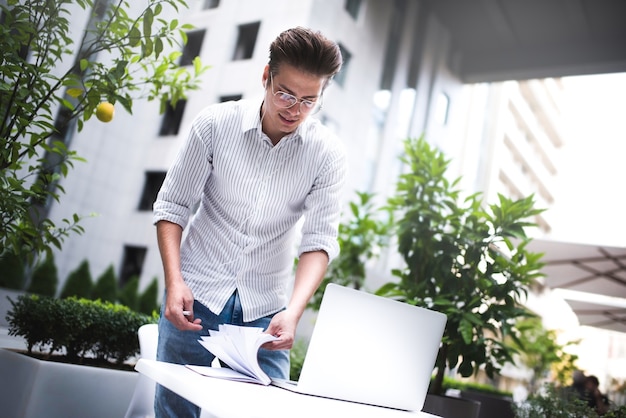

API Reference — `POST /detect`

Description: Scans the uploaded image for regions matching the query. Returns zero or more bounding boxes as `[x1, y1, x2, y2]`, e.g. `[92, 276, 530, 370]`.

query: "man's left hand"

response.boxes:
[263, 309, 298, 350]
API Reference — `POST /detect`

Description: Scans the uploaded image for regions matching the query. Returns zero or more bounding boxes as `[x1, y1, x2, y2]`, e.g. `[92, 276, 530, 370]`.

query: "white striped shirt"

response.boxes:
[153, 99, 346, 321]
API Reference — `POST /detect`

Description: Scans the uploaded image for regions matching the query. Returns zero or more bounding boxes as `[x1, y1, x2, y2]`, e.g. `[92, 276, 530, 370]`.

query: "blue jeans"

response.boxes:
[154, 291, 290, 418]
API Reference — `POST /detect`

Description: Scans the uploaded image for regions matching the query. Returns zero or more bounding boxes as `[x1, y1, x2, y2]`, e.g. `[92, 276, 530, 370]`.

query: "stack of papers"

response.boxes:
[186, 324, 278, 385]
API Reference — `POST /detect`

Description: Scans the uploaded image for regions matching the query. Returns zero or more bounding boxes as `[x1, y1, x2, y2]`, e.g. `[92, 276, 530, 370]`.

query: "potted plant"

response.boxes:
[376, 137, 545, 414]
[506, 316, 580, 394]
[308, 191, 392, 310]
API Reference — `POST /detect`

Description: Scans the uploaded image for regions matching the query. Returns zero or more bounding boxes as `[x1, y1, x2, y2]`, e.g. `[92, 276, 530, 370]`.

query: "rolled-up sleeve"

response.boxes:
[153, 111, 213, 229]
[298, 143, 346, 263]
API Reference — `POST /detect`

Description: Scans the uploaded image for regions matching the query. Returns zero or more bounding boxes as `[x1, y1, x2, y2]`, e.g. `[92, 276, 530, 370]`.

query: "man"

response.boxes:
[584, 375, 610, 415]
[152, 27, 345, 416]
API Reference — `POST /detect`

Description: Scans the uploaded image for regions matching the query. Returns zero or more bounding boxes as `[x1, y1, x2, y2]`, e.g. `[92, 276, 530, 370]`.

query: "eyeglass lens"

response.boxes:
[270, 75, 321, 113]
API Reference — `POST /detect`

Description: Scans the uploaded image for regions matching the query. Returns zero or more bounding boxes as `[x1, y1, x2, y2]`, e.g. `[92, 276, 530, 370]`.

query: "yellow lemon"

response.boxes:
[95, 102, 115, 122]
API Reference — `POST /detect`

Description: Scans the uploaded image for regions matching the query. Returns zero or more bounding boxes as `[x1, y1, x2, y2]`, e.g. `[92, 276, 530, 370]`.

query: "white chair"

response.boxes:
[124, 323, 159, 418]
[124, 323, 216, 418]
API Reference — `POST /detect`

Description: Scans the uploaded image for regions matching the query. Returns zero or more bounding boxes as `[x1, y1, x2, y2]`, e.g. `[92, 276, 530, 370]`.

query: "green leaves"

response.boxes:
[142, 6, 154, 39]
[6, 294, 157, 363]
[309, 191, 393, 310]
[128, 26, 142, 47]
[376, 136, 546, 395]
[0, 0, 208, 257]
[514, 383, 611, 418]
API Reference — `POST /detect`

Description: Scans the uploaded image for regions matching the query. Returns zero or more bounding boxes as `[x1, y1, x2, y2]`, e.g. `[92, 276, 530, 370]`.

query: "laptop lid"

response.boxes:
[294, 283, 447, 411]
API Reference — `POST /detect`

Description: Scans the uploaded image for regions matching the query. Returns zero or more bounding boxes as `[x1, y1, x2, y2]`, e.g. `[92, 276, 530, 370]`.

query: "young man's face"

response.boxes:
[261, 64, 326, 143]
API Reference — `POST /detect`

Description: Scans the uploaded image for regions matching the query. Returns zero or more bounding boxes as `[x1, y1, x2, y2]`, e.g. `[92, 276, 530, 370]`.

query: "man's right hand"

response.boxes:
[164, 280, 203, 331]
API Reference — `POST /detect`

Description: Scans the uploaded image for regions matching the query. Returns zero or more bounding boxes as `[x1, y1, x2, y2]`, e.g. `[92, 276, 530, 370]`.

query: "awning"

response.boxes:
[554, 292, 626, 334]
[527, 239, 626, 297]
[526, 239, 626, 333]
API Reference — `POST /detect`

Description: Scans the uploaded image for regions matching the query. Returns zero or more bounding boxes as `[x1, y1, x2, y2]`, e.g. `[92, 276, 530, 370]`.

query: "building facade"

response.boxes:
[48, 0, 564, 305]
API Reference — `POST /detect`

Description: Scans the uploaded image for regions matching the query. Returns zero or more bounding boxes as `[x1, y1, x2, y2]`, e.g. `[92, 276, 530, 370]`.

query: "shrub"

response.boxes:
[139, 277, 160, 316]
[308, 191, 392, 310]
[514, 383, 626, 418]
[60, 260, 93, 299]
[6, 294, 157, 364]
[119, 276, 140, 311]
[92, 265, 117, 303]
[0, 251, 26, 290]
[376, 136, 545, 395]
[440, 376, 513, 398]
[27, 253, 58, 297]
[92, 302, 157, 364]
[606, 406, 626, 418]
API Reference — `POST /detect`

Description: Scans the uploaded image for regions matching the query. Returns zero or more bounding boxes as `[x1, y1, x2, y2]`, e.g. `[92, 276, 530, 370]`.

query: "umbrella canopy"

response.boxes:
[527, 239, 626, 297]
[526, 239, 626, 333]
[557, 295, 626, 334]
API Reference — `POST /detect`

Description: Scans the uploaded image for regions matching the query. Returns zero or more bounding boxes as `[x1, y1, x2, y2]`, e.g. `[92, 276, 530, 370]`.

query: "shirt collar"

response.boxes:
[241, 99, 304, 145]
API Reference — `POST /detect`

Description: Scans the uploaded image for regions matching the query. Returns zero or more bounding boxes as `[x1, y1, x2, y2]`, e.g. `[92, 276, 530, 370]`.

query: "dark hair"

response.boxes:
[268, 27, 343, 82]
[585, 375, 600, 386]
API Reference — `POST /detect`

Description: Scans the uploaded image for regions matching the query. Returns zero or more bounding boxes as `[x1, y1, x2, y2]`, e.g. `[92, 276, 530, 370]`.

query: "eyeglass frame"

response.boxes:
[268, 73, 323, 115]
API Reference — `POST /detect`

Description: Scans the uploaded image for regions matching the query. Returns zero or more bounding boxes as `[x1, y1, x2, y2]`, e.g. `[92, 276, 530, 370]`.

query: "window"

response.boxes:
[232, 22, 260, 61]
[180, 30, 206, 66]
[119, 245, 147, 286]
[345, 0, 362, 20]
[203, 0, 220, 9]
[379, 0, 406, 89]
[159, 100, 187, 136]
[220, 94, 242, 103]
[334, 43, 352, 87]
[93, 0, 108, 19]
[138, 171, 166, 211]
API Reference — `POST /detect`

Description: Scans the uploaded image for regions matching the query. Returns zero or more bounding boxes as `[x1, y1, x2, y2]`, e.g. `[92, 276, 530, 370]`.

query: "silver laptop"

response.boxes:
[271, 283, 447, 412]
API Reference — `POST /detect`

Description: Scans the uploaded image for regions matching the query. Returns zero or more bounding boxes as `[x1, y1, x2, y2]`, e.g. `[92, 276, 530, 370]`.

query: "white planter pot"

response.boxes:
[0, 348, 138, 418]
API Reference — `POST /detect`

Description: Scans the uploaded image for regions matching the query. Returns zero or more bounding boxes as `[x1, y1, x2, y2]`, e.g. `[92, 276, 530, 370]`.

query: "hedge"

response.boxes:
[6, 294, 157, 364]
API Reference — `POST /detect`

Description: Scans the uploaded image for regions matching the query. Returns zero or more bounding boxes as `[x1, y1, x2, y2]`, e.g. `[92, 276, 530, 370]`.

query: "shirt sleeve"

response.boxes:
[297, 139, 347, 263]
[152, 110, 214, 229]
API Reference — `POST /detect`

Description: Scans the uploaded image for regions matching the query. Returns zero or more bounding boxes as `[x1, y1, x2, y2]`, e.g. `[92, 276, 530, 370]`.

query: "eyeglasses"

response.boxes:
[269, 74, 323, 114]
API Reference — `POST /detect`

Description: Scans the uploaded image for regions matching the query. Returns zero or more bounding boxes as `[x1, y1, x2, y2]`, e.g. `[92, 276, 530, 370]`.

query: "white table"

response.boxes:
[135, 359, 441, 418]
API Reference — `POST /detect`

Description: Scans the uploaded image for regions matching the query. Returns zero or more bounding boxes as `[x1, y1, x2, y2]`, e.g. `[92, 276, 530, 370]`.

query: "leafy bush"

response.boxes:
[440, 376, 512, 397]
[27, 254, 58, 297]
[376, 136, 545, 395]
[507, 316, 580, 392]
[92, 264, 118, 303]
[60, 260, 93, 299]
[119, 276, 140, 311]
[6, 294, 157, 364]
[139, 277, 160, 316]
[514, 383, 626, 418]
[0, 251, 25, 290]
[308, 191, 392, 310]
[607, 407, 626, 418]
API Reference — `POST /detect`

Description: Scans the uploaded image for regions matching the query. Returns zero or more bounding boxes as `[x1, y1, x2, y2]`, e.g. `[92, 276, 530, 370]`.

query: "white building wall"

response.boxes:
[47, 0, 566, 300]
[47, 0, 400, 295]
